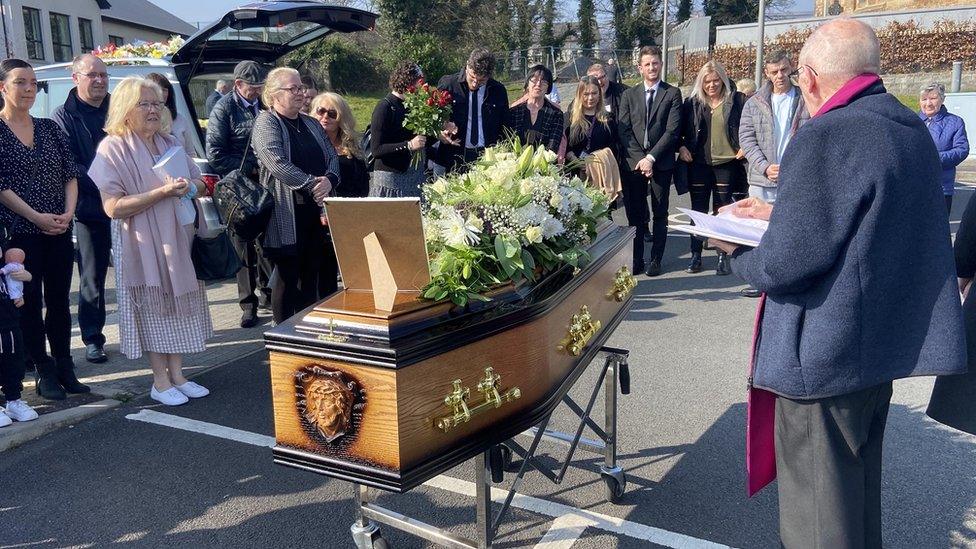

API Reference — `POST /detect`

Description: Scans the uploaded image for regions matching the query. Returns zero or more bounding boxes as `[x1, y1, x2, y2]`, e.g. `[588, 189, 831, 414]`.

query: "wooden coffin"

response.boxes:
[265, 222, 637, 492]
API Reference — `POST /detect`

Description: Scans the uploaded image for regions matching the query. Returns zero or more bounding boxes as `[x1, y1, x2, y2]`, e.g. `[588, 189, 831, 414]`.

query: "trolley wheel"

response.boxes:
[499, 444, 515, 471]
[489, 445, 507, 483]
[601, 471, 627, 503]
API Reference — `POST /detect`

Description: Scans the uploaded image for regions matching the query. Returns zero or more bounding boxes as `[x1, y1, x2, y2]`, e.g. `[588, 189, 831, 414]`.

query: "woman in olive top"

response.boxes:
[677, 60, 747, 275]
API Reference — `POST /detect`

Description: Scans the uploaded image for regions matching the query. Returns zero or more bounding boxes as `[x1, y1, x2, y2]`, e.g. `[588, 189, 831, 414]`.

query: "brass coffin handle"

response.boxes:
[606, 266, 638, 302]
[435, 367, 521, 433]
[557, 305, 602, 356]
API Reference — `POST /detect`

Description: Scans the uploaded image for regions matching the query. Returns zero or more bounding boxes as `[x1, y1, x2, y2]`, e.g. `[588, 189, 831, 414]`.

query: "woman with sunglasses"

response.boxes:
[251, 67, 340, 325]
[310, 92, 368, 298]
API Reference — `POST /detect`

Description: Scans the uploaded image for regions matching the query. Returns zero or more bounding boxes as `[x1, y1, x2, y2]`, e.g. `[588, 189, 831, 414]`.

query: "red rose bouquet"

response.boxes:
[402, 80, 453, 170]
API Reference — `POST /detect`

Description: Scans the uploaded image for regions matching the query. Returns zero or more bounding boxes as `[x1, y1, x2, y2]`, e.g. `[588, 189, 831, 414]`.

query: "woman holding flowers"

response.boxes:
[564, 76, 622, 203]
[369, 61, 429, 198]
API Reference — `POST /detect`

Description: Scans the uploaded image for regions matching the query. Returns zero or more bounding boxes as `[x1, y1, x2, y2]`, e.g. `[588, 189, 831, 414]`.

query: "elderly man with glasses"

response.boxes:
[586, 62, 628, 123]
[50, 53, 112, 364]
[206, 60, 274, 329]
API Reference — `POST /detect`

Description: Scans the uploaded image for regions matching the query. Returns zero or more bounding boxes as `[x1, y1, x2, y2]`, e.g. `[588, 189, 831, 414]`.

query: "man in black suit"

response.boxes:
[434, 48, 510, 173]
[617, 46, 682, 277]
[586, 62, 627, 122]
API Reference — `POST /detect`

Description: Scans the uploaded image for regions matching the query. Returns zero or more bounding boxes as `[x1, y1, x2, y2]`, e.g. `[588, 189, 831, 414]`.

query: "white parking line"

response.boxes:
[126, 410, 735, 549]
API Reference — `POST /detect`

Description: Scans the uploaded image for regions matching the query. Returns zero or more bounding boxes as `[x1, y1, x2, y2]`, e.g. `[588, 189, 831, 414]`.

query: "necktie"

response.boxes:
[645, 88, 655, 145]
[469, 89, 480, 147]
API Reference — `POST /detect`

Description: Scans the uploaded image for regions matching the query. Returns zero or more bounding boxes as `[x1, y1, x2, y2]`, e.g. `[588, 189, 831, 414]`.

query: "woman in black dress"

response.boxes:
[507, 65, 563, 152]
[927, 196, 976, 436]
[251, 67, 341, 324]
[564, 76, 619, 170]
[0, 59, 88, 401]
[310, 91, 369, 298]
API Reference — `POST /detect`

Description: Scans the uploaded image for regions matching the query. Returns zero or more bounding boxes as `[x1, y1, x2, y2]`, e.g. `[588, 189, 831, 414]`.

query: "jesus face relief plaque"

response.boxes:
[295, 365, 365, 445]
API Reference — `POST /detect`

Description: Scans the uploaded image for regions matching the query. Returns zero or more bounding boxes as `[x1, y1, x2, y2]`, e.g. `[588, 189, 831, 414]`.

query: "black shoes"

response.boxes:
[258, 295, 272, 312]
[716, 253, 732, 276]
[686, 253, 703, 274]
[741, 286, 762, 298]
[85, 343, 108, 364]
[241, 311, 260, 328]
[35, 361, 66, 401]
[57, 358, 91, 394]
[645, 259, 662, 277]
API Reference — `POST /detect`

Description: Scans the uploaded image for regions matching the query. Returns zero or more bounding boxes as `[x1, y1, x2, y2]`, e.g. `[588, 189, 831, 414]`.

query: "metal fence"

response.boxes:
[494, 48, 643, 86]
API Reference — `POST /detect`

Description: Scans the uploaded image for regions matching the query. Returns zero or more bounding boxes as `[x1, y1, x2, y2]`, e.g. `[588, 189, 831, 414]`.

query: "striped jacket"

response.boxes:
[251, 110, 340, 250]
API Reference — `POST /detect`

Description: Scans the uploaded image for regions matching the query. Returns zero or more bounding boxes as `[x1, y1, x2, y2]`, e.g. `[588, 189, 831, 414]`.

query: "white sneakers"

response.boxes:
[150, 381, 210, 406]
[3, 400, 39, 423]
[174, 381, 209, 399]
[0, 410, 10, 427]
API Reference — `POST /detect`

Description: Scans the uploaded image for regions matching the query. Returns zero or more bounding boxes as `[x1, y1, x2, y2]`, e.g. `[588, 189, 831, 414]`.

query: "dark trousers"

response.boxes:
[775, 382, 893, 549]
[267, 206, 328, 325]
[946, 194, 953, 216]
[11, 232, 74, 366]
[229, 230, 272, 315]
[688, 162, 746, 254]
[75, 219, 111, 346]
[0, 328, 26, 401]
[622, 168, 671, 265]
[316, 233, 340, 300]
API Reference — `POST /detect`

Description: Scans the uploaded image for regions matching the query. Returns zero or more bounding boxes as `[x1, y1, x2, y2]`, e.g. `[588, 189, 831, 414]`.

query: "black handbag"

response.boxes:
[213, 128, 274, 242]
[191, 232, 241, 281]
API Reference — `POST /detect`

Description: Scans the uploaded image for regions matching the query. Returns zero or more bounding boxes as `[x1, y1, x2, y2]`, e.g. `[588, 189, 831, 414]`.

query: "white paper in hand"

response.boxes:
[671, 207, 768, 247]
[152, 146, 196, 226]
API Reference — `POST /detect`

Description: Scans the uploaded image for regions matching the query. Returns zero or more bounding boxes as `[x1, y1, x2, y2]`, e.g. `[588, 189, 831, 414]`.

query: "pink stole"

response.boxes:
[747, 294, 776, 497]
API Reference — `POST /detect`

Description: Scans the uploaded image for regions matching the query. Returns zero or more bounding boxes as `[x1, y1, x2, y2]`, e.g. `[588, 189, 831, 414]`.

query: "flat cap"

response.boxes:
[233, 61, 268, 85]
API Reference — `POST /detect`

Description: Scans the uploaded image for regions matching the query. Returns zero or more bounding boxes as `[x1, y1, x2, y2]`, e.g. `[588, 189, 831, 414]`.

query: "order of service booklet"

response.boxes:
[152, 145, 197, 226]
[670, 207, 768, 248]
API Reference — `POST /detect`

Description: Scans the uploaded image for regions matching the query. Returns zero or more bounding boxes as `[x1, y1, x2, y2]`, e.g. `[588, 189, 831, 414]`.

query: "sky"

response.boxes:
[150, 0, 815, 31]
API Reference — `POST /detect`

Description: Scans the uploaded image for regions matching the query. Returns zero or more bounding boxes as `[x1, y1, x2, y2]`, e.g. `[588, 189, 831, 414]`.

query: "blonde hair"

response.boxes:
[691, 60, 732, 105]
[261, 67, 300, 108]
[569, 76, 608, 145]
[309, 91, 362, 159]
[104, 76, 171, 136]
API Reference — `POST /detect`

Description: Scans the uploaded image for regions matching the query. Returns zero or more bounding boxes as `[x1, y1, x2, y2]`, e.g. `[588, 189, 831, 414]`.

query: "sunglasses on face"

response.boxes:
[316, 107, 338, 119]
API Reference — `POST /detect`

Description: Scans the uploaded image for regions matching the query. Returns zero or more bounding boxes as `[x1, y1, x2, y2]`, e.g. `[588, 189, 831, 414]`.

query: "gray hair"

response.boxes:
[215, 79, 227, 88]
[799, 18, 880, 82]
[919, 82, 945, 100]
[71, 53, 104, 73]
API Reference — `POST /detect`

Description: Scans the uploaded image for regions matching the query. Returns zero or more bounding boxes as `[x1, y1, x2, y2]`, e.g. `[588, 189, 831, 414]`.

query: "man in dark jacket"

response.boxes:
[586, 63, 627, 123]
[434, 48, 510, 173]
[206, 60, 272, 328]
[204, 79, 230, 117]
[712, 19, 966, 547]
[50, 53, 111, 364]
[617, 45, 682, 277]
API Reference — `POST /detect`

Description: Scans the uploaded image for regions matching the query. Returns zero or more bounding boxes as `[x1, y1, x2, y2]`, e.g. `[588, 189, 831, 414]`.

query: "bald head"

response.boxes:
[71, 54, 109, 106]
[799, 18, 880, 84]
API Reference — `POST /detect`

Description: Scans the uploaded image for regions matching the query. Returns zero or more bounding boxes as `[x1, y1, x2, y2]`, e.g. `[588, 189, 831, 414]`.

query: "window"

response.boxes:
[109, 35, 124, 47]
[22, 7, 43, 60]
[49, 12, 73, 62]
[79, 18, 94, 53]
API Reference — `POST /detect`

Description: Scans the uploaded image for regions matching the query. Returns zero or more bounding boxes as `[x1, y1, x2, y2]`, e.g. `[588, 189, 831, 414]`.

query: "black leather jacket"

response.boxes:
[205, 91, 261, 177]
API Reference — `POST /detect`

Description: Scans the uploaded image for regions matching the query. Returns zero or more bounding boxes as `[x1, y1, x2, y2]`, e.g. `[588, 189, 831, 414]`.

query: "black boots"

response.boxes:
[57, 358, 91, 394]
[35, 360, 66, 401]
[35, 358, 90, 400]
[716, 252, 732, 276]
[686, 253, 703, 273]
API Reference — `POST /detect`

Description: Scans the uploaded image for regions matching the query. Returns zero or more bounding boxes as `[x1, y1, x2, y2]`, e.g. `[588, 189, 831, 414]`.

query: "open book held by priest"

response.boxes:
[670, 207, 768, 247]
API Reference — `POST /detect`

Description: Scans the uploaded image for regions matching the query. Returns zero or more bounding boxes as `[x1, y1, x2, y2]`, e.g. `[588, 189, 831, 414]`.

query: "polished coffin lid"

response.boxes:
[264, 221, 631, 368]
[264, 222, 635, 491]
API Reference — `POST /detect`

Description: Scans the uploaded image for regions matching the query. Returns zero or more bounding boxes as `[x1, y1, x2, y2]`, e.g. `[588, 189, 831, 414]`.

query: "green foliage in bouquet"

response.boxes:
[421, 139, 610, 306]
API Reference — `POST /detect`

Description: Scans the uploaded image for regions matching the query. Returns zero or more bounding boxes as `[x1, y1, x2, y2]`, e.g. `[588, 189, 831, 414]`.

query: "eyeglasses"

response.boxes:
[135, 101, 164, 111]
[279, 85, 308, 96]
[316, 107, 338, 119]
[788, 65, 818, 79]
[76, 72, 108, 80]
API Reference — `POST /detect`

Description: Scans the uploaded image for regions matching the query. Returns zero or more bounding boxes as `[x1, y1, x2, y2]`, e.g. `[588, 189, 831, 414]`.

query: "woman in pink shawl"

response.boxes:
[88, 77, 213, 406]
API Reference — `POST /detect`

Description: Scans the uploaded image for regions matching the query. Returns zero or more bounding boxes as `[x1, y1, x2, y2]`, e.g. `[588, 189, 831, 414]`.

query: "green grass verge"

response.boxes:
[345, 91, 387, 131]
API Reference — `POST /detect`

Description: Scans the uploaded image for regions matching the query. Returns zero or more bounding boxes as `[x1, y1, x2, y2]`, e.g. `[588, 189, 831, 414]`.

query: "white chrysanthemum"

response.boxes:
[541, 215, 565, 239]
[516, 203, 548, 225]
[438, 209, 481, 246]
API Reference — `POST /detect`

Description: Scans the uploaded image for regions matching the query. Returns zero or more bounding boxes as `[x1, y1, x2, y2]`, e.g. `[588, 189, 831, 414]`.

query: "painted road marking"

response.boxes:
[126, 410, 735, 549]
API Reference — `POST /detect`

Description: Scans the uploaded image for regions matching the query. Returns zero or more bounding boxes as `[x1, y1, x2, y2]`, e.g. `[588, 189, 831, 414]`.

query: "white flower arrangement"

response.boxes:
[421, 139, 609, 306]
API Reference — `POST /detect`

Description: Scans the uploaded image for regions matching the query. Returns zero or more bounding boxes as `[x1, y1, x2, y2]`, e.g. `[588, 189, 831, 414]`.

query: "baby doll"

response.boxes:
[1, 248, 25, 307]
